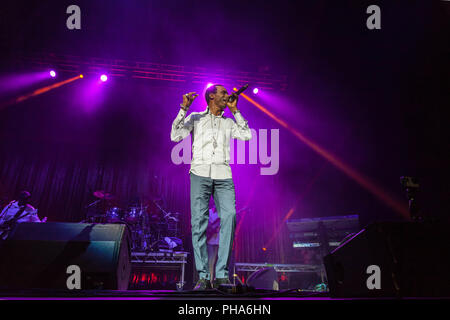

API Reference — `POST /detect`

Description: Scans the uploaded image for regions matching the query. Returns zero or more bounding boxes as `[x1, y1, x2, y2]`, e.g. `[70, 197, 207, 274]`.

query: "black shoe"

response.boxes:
[193, 278, 212, 291]
[213, 278, 231, 289]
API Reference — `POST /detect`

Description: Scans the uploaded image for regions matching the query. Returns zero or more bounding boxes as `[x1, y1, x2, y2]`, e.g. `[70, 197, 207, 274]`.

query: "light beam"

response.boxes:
[236, 89, 409, 218]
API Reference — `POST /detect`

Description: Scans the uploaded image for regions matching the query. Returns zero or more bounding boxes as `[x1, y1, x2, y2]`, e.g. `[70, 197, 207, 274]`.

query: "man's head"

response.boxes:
[205, 84, 229, 109]
[17, 190, 31, 205]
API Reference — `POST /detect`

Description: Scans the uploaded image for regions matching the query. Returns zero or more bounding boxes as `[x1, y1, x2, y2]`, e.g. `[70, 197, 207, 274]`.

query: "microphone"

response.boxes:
[228, 84, 249, 102]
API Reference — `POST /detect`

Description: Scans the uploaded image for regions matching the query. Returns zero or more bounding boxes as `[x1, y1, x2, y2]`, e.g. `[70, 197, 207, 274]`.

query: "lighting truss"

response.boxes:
[14, 52, 288, 91]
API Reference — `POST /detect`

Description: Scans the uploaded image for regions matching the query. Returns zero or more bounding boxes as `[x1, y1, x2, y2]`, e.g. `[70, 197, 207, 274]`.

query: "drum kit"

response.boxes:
[82, 190, 182, 252]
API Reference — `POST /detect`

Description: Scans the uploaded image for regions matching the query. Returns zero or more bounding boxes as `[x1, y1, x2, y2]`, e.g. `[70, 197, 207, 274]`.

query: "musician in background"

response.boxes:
[0, 191, 46, 239]
[206, 199, 220, 282]
[171, 85, 251, 290]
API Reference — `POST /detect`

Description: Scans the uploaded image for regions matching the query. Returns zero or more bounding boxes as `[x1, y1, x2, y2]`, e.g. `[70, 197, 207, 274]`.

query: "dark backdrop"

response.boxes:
[0, 0, 449, 284]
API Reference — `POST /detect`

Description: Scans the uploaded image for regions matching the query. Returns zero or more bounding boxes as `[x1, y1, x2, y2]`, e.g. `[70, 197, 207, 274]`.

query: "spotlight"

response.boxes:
[206, 83, 214, 89]
[49, 70, 56, 78]
[253, 88, 259, 94]
[79, 74, 84, 78]
[100, 74, 108, 82]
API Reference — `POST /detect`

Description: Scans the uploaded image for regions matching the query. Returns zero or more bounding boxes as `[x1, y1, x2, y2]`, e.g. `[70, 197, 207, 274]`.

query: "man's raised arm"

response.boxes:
[226, 94, 252, 141]
[170, 91, 198, 142]
[231, 110, 252, 141]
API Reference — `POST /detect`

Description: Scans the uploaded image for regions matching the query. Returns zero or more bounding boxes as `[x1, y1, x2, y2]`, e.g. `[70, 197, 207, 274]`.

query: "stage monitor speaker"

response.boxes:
[323, 221, 450, 297]
[247, 267, 279, 291]
[0, 222, 131, 290]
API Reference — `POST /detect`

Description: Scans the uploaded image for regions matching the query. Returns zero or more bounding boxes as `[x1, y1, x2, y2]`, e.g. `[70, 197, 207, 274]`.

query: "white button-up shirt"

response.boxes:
[171, 106, 252, 179]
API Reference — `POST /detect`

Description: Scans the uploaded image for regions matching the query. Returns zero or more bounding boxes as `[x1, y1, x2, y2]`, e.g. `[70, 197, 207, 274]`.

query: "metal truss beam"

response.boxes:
[14, 52, 288, 91]
[234, 263, 323, 273]
[131, 251, 188, 264]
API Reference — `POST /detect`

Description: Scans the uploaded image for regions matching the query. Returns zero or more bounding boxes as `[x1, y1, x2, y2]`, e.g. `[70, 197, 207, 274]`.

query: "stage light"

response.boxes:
[79, 74, 84, 78]
[2, 75, 83, 108]
[206, 83, 214, 88]
[49, 70, 56, 78]
[253, 88, 259, 94]
[100, 74, 108, 82]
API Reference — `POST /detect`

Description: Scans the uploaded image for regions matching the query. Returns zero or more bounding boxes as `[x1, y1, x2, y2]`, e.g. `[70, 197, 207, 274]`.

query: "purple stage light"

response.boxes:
[50, 70, 56, 78]
[100, 74, 108, 82]
[253, 88, 259, 94]
[206, 83, 214, 88]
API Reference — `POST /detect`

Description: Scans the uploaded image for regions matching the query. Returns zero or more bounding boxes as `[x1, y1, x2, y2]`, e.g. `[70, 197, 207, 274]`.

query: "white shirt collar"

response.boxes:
[204, 107, 225, 117]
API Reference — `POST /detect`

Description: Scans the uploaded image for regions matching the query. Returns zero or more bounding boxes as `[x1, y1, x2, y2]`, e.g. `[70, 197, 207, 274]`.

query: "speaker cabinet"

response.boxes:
[247, 267, 279, 290]
[0, 222, 131, 290]
[323, 221, 450, 297]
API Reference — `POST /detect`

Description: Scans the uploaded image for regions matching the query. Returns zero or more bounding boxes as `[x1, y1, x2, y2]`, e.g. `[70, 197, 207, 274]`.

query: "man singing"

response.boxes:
[171, 84, 252, 290]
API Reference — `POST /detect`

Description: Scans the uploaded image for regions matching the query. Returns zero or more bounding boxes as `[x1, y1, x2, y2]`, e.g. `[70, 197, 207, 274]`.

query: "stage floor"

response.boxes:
[0, 289, 448, 300]
[0, 288, 328, 300]
[3, 290, 447, 320]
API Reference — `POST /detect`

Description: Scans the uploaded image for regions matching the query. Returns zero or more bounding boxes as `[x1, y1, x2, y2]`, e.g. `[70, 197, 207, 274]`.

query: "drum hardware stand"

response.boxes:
[84, 199, 101, 209]
[80, 193, 183, 252]
[400, 176, 422, 221]
[153, 200, 179, 223]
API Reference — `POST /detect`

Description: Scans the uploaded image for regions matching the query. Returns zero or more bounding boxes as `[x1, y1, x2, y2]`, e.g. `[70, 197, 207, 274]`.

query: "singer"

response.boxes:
[170, 84, 252, 290]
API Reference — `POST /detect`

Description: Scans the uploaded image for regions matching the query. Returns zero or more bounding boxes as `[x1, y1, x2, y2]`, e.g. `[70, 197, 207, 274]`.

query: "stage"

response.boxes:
[2, 288, 449, 300]
[0, 288, 324, 300]
[1, 2, 449, 316]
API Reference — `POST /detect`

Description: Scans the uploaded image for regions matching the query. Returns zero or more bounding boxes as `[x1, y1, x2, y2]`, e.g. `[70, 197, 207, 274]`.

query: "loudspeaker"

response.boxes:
[247, 267, 279, 290]
[0, 222, 131, 290]
[323, 221, 450, 297]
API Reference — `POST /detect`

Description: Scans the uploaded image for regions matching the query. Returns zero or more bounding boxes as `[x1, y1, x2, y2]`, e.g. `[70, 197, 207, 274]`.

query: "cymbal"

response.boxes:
[93, 190, 115, 200]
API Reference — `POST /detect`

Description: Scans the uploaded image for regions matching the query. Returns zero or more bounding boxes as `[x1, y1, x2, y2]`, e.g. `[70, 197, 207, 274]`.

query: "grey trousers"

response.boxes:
[190, 173, 236, 280]
[207, 244, 219, 280]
